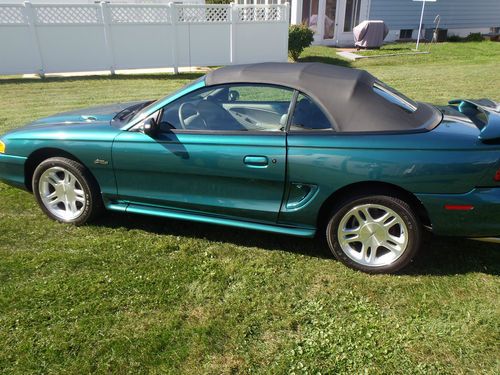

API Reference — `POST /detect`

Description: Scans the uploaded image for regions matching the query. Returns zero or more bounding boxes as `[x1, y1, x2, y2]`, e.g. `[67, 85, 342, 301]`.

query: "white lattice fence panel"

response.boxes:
[34, 5, 101, 25]
[0, 5, 27, 25]
[110, 5, 171, 24]
[177, 5, 229, 23]
[237, 5, 283, 22]
[0, 2, 289, 75]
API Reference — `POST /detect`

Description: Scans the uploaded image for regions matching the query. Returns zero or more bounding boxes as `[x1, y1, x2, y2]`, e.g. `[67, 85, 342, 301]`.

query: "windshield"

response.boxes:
[127, 76, 206, 126]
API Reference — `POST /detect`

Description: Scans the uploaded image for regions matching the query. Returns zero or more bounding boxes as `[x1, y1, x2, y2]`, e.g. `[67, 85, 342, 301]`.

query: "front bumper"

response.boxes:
[417, 188, 500, 237]
[0, 153, 27, 189]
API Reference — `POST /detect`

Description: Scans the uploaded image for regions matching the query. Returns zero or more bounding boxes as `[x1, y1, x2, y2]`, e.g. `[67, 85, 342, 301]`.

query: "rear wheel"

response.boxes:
[32, 157, 103, 225]
[326, 195, 422, 274]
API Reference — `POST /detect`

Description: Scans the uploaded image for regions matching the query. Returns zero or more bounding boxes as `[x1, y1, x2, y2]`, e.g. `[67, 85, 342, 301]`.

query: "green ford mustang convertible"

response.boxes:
[0, 63, 499, 273]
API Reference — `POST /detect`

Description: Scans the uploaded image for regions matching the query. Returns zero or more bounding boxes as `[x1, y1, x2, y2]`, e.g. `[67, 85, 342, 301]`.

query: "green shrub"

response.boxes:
[448, 33, 484, 42]
[465, 32, 484, 42]
[288, 24, 315, 61]
[205, 0, 231, 3]
[447, 34, 463, 42]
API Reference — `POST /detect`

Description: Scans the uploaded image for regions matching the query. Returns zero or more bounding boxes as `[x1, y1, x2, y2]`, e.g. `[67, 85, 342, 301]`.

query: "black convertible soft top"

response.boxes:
[205, 62, 441, 132]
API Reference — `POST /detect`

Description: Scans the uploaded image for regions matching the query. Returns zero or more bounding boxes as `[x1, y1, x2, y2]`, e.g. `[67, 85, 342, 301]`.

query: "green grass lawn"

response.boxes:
[1, 42, 499, 374]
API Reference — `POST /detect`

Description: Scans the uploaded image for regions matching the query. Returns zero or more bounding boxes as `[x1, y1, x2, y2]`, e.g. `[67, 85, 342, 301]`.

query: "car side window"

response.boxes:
[290, 93, 333, 131]
[159, 84, 294, 132]
[372, 82, 417, 113]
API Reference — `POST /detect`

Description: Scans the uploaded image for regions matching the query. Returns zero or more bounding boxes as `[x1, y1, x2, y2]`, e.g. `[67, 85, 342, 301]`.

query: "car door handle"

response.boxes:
[243, 155, 269, 167]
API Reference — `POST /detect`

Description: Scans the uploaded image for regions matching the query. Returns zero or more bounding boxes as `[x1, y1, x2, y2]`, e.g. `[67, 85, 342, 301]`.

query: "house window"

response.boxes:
[399, 29, 413, 39]
[344, 0, 362, 32]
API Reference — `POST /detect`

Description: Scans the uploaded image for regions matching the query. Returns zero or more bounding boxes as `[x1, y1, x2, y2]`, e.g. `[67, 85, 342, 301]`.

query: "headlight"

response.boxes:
[0, 140, 5, 154]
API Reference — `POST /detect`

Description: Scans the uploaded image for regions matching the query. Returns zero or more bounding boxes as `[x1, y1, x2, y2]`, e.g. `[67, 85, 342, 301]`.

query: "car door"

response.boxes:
[112, 83, 294, 223]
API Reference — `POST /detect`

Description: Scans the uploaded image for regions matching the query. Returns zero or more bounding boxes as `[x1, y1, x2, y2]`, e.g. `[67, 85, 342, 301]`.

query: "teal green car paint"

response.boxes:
[416, 188, 500, 237]
[2, 123, 122, 199]
[112, 131, 287, 223]
[0, 69, 499, 240]
[112, 201, 316, 237]
[285, 183, 319, 211]
[282, 122, 500, 231]
[24, 101, 145, 128]
[0, 154, 27, 189]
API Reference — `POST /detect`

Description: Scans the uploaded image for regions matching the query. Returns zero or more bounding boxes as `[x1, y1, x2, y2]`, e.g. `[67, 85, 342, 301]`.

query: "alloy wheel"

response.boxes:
[337, 203, 409, 267]
[38, 166, 86, 221]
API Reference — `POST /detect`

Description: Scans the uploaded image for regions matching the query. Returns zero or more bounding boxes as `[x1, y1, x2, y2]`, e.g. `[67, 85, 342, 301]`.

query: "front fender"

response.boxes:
[0, 153, 27, 189]
[1, 125, 120, 199]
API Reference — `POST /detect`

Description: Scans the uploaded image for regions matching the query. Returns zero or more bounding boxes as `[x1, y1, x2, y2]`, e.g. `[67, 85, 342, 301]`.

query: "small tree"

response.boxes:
[288, 24, 314, 61]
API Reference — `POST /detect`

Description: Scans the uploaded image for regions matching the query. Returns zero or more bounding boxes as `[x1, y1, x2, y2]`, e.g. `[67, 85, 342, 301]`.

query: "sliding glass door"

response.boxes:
[323, 0, 337, 39]
[299, 0, 367, 44]
[343, 0, 362, 32]
[301, 0, 319, 28]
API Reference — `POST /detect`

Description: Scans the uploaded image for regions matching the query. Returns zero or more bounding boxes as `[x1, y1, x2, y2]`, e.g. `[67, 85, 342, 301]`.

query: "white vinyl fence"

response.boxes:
[0, 2, 289, 75]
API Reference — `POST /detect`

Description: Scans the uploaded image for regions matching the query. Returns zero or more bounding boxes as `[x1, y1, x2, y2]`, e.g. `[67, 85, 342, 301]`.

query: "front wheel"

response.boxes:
[32, 157, 103, 225]
[326, 195, 422, 274]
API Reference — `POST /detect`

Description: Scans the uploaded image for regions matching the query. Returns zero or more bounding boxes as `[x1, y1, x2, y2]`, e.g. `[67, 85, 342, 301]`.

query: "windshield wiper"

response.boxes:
[114, 100, 155, 122]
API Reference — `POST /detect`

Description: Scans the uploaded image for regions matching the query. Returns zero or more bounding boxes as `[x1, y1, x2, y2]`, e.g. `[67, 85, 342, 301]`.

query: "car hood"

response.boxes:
[23, 101, 148, 129]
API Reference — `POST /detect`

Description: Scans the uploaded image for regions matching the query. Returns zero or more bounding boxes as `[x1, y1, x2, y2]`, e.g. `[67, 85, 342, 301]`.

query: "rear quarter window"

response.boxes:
[290, 93, 333, 131]
[373, 82, 417, 113]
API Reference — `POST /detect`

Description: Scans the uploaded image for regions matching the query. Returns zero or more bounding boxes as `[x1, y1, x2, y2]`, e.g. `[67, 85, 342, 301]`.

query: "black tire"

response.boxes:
[32, 157, 103, 225]
[326, 194, 422, 274]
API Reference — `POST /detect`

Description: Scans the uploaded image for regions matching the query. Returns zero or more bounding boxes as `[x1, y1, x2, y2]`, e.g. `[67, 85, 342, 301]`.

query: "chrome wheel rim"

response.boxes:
[337, 203, 409, 267]
[38, 167, 86, 221]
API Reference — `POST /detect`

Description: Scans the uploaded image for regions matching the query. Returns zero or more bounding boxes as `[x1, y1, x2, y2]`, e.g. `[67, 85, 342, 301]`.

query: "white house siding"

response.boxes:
[369, 0, 500, 41]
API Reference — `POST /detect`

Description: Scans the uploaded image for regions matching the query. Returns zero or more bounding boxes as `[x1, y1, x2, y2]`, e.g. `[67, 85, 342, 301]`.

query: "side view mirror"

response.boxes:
[142, 117, 158, 137]
[228, 90, 240, 102]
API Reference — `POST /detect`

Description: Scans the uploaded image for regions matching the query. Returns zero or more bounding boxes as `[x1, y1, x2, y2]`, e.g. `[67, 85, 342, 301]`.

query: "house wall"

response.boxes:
[369, 0, 500, 35]
[291, 0, 500, 46]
